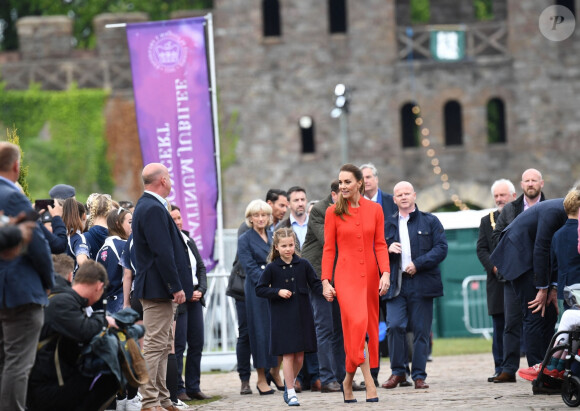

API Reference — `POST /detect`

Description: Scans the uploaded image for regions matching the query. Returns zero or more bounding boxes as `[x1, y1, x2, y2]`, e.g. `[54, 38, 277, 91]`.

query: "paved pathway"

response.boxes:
[189, 353, 570, 410]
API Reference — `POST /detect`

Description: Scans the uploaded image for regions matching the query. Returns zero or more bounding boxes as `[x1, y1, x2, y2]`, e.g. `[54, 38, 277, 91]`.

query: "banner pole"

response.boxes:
[205, 12, 230, 353]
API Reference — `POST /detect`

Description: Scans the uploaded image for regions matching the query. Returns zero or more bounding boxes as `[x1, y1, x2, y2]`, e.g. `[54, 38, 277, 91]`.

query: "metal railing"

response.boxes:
[397, 21, 509, 61]
[462, 275, 493, 340]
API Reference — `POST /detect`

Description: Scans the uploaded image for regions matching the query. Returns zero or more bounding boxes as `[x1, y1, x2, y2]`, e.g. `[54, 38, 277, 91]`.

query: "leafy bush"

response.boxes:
[0, 87, 112, 202]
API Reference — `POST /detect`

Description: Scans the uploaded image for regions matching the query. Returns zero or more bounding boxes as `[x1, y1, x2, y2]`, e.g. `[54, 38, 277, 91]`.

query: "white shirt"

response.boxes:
[399, 213, 412, 272]
[180, 231, 199, 286]
[364, 191, 379, 202]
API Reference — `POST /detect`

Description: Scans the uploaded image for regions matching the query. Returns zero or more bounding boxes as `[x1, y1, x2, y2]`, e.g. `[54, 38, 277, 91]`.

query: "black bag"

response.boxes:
[226, 261, 246, 301]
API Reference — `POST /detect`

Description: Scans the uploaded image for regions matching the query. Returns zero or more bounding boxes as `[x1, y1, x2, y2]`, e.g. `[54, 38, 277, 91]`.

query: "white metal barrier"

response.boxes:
[201, 229, 239, 371]
[462, 275, 493, 340]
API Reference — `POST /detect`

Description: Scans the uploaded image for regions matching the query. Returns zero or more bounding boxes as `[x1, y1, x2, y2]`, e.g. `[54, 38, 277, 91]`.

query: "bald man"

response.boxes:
[381, 182, 447, 390]
[132, 163, 194, 411]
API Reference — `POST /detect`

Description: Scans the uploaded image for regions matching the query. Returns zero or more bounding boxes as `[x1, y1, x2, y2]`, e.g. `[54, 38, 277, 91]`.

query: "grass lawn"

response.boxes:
[432, 337, 492, 356]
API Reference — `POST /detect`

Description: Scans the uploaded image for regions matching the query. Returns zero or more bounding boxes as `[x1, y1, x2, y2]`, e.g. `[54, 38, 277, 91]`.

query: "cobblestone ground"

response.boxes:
[188, 353, 571, 410]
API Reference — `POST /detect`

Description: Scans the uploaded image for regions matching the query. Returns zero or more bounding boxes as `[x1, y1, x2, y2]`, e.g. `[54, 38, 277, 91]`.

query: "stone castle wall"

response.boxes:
[1, 0, 579, 226]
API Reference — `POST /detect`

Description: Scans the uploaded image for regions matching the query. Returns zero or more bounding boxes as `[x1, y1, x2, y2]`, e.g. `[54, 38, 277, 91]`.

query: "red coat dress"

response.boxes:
[321, 197, 390, 373]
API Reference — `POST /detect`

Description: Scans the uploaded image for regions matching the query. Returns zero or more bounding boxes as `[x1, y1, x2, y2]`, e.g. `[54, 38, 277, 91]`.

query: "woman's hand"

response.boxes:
[190, 290, 202, 302]
[379, 272, 391, 296]
[322, 280, 336, 302]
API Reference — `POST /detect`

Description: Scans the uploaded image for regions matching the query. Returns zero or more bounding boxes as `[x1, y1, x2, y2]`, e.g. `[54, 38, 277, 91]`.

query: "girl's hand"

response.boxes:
[278, 289, 292, 299]
[379, 272, 391, 296]
[322, 280, 336, 302]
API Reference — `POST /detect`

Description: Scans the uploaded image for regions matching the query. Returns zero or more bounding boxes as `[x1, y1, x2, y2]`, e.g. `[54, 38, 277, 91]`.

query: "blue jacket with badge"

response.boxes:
[0, 178, 54, 308]
[382, 206, 447, 300]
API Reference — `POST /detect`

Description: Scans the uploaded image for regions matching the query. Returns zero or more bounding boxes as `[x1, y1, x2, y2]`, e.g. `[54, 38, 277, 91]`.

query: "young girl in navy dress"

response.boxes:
[256, 228, 322, 407]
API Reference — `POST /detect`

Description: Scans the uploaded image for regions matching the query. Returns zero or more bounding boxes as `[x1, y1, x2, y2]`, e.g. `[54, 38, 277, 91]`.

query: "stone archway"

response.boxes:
[416, 181, 494, 212]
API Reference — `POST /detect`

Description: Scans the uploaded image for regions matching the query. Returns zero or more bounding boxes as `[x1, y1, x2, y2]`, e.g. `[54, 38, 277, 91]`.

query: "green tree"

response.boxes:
[1, 0, 213, 50]
[411, 0, 430, 24]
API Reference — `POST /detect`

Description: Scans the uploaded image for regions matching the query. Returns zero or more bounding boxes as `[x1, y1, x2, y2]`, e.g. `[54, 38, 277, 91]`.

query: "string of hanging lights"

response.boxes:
[411, 105, 469, 211]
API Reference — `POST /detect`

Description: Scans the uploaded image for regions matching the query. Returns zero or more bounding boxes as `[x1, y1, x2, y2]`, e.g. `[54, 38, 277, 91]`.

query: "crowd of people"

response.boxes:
[0, 144, 207, 411]
[2, 136, 580, 410]
[476, 169, 580, 385]
[232, 162, 448, 406]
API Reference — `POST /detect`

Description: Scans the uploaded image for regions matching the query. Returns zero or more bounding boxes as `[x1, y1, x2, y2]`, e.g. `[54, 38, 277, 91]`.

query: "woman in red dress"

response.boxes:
[321, 163, 390, 403]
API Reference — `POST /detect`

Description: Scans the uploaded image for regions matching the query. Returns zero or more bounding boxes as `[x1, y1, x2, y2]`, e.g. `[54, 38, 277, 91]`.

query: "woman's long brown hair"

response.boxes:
[334, 163, 365, 220]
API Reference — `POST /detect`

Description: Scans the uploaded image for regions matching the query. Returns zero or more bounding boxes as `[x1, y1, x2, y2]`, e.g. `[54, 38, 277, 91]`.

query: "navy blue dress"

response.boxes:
[256, 255, 322, 356]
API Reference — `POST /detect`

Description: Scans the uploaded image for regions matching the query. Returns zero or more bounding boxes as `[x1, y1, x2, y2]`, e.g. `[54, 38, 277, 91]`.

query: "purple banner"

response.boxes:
[127, 17, 217, 271]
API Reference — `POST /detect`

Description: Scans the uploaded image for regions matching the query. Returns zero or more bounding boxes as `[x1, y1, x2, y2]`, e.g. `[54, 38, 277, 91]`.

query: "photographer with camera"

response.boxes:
[27, 260, 121, 411]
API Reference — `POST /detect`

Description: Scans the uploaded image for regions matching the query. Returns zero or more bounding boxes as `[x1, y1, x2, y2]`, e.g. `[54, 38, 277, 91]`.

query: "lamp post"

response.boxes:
[331, 83, 351, 165]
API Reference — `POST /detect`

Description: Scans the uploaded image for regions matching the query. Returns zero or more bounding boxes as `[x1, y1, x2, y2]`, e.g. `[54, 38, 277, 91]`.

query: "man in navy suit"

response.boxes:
[491, 198, 568, 376]
[132, 163, 194, 411]
[0, 142, 53, 410]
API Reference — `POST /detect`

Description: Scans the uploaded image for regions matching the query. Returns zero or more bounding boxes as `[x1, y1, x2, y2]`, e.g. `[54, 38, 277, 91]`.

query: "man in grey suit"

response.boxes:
[0, 142, 53, 410]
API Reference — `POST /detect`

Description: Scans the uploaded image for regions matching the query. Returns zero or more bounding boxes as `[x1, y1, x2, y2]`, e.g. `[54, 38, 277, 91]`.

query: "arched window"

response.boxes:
[401, 102, 421, 148]
[444, 100, 463, 146]
[486, 97, 506, 143]
[329, 0, 348, 34]
[263, 0, 282, 37]
[299, 116, 315, 154]
[556, 0, 576, 18]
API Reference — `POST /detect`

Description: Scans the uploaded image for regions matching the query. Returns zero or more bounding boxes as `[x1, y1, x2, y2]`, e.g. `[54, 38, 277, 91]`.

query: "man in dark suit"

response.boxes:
[360, 163, 398, 387]
[132, 163, 194, 411]
[0, 142, 53, 410]
[476, 179, 517, 382]
[491, 198, 568, 377]
[490, 168, 546, 383]
[301, 180, 344, 393]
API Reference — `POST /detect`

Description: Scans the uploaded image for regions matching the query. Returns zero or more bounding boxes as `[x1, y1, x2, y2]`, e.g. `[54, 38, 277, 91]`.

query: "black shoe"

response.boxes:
[341, 385, 357, 403]
[487, 372, 501, 383]
[256, 385, 275, 395]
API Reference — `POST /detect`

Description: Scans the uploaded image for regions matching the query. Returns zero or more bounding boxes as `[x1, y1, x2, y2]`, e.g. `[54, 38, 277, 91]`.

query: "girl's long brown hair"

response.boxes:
[267, 227, 300, 263]
[334, 163, 365, 220]
[62, 198, 86, 235]
[106, 208, 131, 240]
